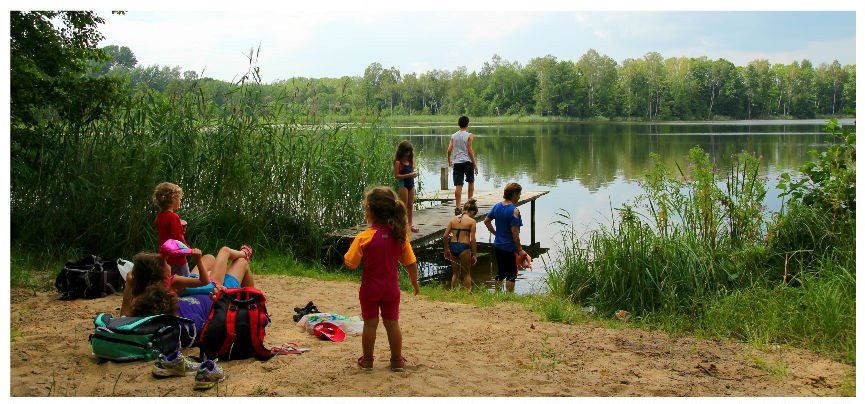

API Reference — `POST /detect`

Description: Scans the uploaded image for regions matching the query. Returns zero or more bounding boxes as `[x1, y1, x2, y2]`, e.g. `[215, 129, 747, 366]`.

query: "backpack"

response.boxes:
[89, 313, 197, 362]
[55, 255, 127, 300]
[199, 287, 274, 360]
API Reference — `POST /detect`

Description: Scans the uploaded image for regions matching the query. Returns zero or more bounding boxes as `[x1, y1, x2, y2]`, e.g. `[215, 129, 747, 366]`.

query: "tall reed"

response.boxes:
[11, 61, 395, 260]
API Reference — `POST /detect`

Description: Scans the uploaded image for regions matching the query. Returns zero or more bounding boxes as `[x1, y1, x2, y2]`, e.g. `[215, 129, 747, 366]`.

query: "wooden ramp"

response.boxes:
[327, 189, 550, 250]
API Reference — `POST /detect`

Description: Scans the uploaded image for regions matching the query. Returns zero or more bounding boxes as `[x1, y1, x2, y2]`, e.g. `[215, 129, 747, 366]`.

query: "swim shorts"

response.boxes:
[494, 247, 518, 282]
[452, 161, 475, 186]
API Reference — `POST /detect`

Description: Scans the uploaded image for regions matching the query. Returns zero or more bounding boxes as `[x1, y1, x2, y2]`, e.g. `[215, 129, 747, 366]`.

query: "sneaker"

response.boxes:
[454, 207, 462, 216]
[193, 359, 226, 390]
[390, 356, 406, 372]
[152, 351, 200, 377]
[357, 356, 374, 371]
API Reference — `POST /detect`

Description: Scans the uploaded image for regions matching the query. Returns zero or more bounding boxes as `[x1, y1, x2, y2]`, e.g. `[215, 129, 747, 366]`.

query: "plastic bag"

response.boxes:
[297, 313, 364, 336]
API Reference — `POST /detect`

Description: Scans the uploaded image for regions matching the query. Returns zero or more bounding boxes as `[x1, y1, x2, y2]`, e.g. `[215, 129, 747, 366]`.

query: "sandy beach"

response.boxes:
[10, 274, 854, 397]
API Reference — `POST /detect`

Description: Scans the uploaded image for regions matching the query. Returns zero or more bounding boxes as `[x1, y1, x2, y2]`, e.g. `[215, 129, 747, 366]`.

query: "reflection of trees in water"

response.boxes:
[401, 123, 837, 190]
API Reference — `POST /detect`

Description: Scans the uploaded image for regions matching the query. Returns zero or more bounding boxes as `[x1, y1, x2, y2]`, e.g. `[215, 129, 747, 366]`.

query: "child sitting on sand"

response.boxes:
[120, 244, 255, 316]
[344, 186, 420, 371]
[443, 199, 478, 290]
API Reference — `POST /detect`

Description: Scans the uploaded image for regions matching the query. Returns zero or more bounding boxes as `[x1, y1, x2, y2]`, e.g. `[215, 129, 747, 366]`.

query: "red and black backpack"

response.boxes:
[199, 287, 274, 360]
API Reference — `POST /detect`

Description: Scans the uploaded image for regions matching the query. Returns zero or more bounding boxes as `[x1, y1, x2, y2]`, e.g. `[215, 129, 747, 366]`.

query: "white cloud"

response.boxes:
[464, 13, 537, 42]
[100, 11, 339, 80]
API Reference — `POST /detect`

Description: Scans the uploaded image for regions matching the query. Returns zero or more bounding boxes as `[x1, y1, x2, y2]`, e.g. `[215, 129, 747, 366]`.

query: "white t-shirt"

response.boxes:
[451, 130, 472, 164]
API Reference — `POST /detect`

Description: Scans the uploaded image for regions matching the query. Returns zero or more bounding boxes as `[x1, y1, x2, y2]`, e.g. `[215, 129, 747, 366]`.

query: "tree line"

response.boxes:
[96, 48, 855, 121]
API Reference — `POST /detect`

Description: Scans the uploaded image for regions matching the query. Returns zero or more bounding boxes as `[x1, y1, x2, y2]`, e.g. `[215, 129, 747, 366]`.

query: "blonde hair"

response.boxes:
[364, 187, 408, 244]
[152, 182, 183, 210]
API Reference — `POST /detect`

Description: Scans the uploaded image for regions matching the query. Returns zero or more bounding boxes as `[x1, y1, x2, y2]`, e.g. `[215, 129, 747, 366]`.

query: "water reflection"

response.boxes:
[396, 120, 853, 294]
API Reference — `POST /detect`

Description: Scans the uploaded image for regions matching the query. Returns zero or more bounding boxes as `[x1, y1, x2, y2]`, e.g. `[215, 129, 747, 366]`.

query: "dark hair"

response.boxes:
[458, 116, 469, 128]
[463, 198, 478, 215]
[364, 186, 408, 244]
[131, 252, 167, 297]
[503, 183, 522, 201]
[395, 140, 414, 164]
[131, 283, 178, 317]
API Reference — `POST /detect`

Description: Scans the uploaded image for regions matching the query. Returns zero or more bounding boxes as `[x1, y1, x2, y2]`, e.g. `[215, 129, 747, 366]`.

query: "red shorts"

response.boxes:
[359, 284, 401, 321]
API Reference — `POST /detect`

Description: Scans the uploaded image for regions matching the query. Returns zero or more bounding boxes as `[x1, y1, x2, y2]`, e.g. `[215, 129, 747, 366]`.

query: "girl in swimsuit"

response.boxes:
[393, 140, 419, 233]
[443, 199, 479, 290]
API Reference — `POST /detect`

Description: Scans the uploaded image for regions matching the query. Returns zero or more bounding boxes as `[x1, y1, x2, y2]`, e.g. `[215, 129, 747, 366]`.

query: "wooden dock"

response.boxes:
[327, 189, 550, 250]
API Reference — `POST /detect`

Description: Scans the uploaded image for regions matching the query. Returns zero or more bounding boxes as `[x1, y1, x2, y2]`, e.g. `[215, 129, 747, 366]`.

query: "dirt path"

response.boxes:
[10, 275, 854, 397]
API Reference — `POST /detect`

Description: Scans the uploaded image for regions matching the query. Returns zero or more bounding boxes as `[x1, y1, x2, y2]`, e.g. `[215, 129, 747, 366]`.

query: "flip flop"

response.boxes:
[271, 343, 310, 355]
[240, 244, 254, 261]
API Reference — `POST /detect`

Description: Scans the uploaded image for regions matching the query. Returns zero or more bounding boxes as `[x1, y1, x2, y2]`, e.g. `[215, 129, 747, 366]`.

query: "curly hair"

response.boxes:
[152, 182, 183, 210]
[131, 283, 178, 317]
[130, 252, 168, 297]
[364, 186, 408, 244]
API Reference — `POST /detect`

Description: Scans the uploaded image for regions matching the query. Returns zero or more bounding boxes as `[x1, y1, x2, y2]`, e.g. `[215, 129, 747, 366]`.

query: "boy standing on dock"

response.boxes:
[448, 116, 478, 216]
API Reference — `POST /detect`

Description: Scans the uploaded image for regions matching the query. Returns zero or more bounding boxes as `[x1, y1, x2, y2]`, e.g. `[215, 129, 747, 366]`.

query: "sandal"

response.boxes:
[389, 356, 406, 372]
[410, 225, 419, 233]
[357, 356, 374, 370]
[240, 244, 254, 261]
[271, 343, 310, 355]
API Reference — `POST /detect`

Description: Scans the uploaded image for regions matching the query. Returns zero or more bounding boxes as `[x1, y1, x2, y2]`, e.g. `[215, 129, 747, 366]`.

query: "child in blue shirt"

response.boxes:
[483, 183, 527, 293]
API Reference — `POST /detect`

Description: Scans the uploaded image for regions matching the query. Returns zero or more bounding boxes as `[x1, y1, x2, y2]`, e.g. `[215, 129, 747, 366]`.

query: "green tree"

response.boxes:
[90, 44, 138, 75]
[11, 11, 125, 128]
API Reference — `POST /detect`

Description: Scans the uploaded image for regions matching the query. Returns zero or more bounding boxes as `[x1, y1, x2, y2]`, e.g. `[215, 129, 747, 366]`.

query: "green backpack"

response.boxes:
[90, 313, 196, 361]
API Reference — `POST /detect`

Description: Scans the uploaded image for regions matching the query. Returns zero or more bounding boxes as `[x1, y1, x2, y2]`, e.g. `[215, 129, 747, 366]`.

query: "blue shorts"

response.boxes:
[223, 273, 241, 288]
[449, 242, 471, 257]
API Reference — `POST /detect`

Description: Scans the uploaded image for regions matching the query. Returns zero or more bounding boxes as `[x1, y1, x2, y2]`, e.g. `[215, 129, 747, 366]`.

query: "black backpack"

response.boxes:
[55, 255, 125, 300]
[199, 287, 274, 360]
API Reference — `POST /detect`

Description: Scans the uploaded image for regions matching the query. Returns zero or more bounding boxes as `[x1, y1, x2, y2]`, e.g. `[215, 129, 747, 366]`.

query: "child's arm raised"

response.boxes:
[168, 249, 211, 291]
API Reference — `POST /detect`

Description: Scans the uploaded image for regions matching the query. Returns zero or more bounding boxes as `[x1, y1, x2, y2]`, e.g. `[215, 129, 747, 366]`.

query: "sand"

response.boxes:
[10, 275, 854, 397]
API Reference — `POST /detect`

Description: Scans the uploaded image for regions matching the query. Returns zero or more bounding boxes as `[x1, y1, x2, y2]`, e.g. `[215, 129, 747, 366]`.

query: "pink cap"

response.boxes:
[159, 239, 192, 258]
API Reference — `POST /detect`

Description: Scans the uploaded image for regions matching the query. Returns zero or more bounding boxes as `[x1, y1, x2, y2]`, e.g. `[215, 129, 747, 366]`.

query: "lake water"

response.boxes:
[395, 119, 855, 294]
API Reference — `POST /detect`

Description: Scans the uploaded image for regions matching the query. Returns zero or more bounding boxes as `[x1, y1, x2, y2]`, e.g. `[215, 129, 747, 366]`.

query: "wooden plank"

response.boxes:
[327, 189, 549, 248]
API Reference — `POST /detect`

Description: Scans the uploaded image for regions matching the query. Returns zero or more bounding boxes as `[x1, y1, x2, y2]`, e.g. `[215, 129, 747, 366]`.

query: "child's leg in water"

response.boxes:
[382, 319, 403, 361]
[362, 317, 379, 361]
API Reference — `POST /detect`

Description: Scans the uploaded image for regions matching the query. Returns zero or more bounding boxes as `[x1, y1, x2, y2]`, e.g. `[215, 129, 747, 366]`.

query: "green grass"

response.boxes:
[12, 68, 395, 262]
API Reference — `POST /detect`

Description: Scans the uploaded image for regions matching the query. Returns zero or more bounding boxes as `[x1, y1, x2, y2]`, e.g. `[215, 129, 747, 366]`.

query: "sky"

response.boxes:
[95, 10, 857, 83]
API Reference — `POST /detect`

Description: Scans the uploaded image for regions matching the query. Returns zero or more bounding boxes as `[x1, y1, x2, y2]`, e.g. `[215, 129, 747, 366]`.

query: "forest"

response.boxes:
[93, 46, 856, 121]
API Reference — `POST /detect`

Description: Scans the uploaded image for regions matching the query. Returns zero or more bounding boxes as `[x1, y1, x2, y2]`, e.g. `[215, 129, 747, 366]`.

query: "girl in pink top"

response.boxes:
[344, 186, 419, 371]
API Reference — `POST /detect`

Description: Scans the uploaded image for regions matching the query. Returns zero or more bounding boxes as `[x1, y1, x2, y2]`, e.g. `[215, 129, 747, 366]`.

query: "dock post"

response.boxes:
[440, 167, 448, 190]
[531, 199, 536, 245]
